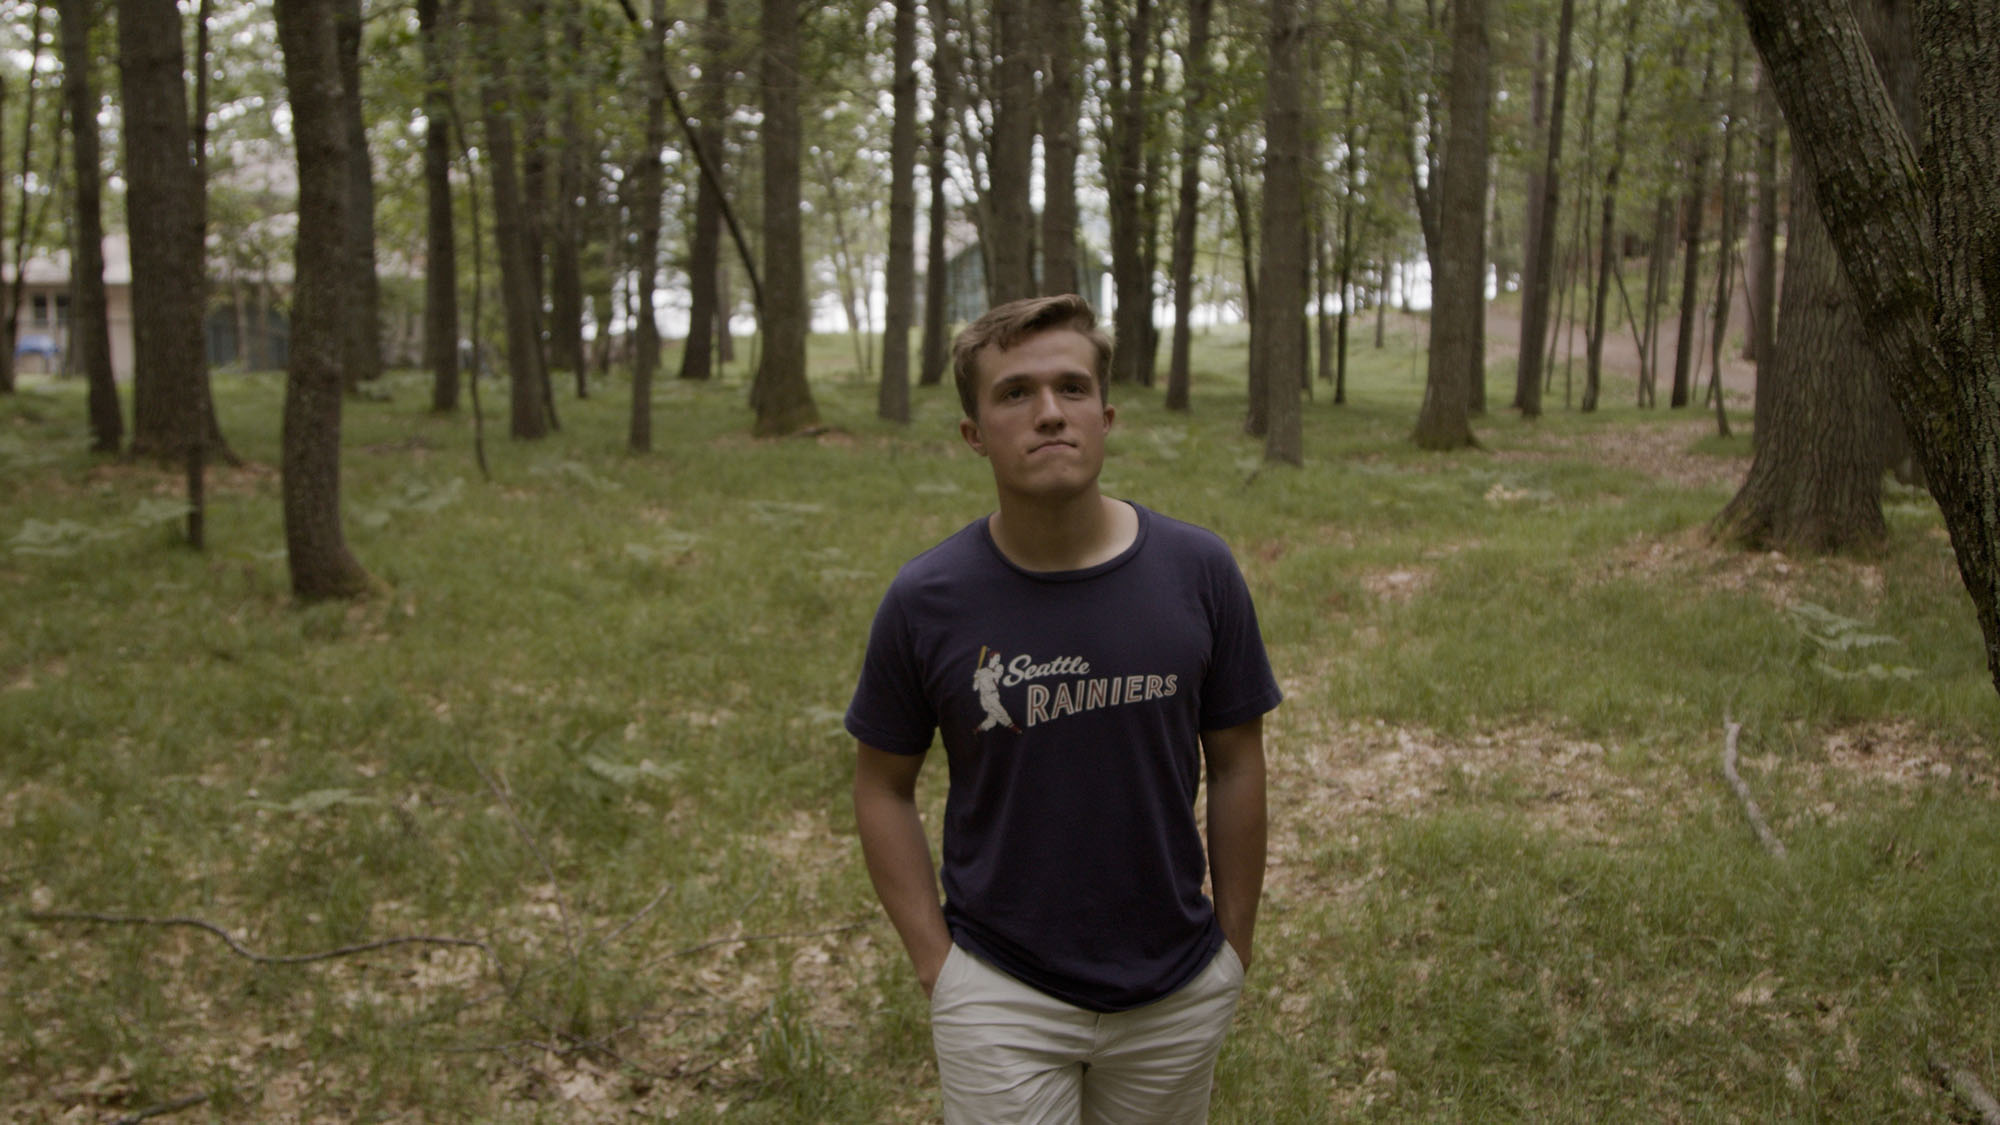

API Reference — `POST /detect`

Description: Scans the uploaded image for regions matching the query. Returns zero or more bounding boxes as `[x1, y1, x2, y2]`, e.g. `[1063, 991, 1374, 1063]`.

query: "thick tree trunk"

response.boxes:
[335, 0, 382, 390]
[549, 0, 588, 394]
[878, 0, 918, 423]
[630, 0, 667, 452]
[469, 0, 550, 439]
[1255, 0, 1305, 464]
[419, 0, 460, 413]
[987, 0, 1036, 302]
[1164, 0, 1211, 412]
[748, 0, 818, 435]
[1102, 0, 1154, 387]
[274, 0, 371, 599]
[1736, 0, 2000, 693]
[1413, 0, 1488, 450]
[1037, 0, 1079, 298]
[117, 0, 214, 461]
[679, 0, 729, 382]
[61, 0, 120, 450]
[1516, 0, 1575, 418]
[917, 0, 957, 388]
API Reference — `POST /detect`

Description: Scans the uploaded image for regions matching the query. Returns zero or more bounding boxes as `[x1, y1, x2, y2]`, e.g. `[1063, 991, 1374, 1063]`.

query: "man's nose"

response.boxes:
[1033, 386, 1066, 425]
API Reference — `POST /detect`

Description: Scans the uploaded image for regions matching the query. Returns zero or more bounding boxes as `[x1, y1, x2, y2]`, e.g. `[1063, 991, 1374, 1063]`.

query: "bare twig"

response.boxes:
[1720, 715, 1787, 858]
[459, 748, 583, 985]
[110, 1092, 209, 1125]
[585, 880, 675, 954]
[1931, 1055, 2000, 1125]
[23, 911, 495, 966]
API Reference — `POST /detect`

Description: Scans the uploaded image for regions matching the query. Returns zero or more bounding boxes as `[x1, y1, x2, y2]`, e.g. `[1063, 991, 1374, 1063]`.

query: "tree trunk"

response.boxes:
[878, 0, 918, 423]
[1256, 0, 1305, 464]
[335, 0, 382, 390]
[749, 0, 819, 435]
[1037, 0, 1080, 297]
[61, 0, 120, 450]
[469, 0, 550, 439]
[1733, 0, 2000, 695]
[1516, 0, 1575, 418]
[987, 0, 1036, 302]
[419, 0, 460, 413]
[1742, 65, 1779, 376]
[117, 0, 215, 462]
[1706, 36, 1746, 437]
[1670, 48, 1717, 408]
[1583, 0, 1638, 413]
[274, 0, 371, 599]
[1164, 0, 1211, 411]
[918, 0, 957, 388]
[679, 0, 729, 382]
[1413, 0, 1487, 450]
[549, 0, 588, 394]
[630, 0, 667, 452]
[1102, 0, 1154, 386]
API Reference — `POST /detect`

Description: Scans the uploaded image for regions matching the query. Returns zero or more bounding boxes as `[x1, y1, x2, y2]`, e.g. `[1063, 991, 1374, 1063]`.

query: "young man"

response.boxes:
[846, 295, 1280, 1123]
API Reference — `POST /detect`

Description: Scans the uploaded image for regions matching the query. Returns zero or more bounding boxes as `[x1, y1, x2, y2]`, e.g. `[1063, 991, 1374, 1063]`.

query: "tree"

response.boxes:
[1101, 0, 1155, 386]
[335, 0, 382, 390]
[629, 0, 667, 453]
[679, 0, 729, 382]
[1413, 0, 1487, 450]
[418, 0, 460, 413]
[748, 0, 819, 436]
[548, 0, 590, 394]
[1255, 0, 1305, 464]
[1037, 0, 1081, 298]
[986, 0, 1036, 302]
[469, 0, 551, 440]
[1668, 46, 1716, 409]
[1164, 0, 1212, 412]
[59, 0, 120, 450]
[273, 0, 372, 599]
[117, 0, 217, 462]
[1583, 0, 1640, 414]
[877, 0, 918, 423]
[917, 0, 958, 388]
[1735, 0, 2000, 694]
[2, 3, 48, 397]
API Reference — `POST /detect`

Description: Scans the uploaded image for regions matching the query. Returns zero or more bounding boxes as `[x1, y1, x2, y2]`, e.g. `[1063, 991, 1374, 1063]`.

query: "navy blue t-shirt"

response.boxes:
[845, 503, 1282, 1012]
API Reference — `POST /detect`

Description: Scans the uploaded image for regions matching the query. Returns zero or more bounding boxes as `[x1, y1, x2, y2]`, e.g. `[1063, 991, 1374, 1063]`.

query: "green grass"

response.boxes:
[2, 323, 1995, 1121]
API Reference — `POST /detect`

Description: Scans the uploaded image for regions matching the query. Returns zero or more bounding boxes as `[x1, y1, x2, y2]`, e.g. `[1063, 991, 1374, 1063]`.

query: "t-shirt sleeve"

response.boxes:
[844, 582, 938, 755]
[1198, 545, 1283, 732]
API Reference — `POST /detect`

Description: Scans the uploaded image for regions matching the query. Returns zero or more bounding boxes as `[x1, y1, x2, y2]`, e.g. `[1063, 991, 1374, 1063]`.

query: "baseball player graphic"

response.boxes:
[973, 650, 1019, 733]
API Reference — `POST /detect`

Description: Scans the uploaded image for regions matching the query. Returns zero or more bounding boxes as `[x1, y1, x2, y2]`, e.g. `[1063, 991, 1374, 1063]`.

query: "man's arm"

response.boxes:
[853, 741, 953, 996]
[1203, 716, 1267, 971]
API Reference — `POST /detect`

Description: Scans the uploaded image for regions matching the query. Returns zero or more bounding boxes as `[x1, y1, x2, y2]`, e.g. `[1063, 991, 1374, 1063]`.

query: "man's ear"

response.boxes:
[960, 416, 987, 456]
[1102, 401, 1116, 432]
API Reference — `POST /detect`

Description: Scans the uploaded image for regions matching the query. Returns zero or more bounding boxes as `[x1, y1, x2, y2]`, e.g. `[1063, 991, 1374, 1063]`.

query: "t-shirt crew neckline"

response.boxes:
[978, 500, 1150, 582]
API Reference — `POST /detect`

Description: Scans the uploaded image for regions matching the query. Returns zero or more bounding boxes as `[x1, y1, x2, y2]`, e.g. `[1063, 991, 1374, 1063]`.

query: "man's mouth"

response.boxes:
[1030, 440, 1075, 453]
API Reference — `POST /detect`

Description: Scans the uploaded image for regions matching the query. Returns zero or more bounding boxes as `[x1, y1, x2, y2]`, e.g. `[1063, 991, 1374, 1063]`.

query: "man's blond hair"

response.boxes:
[951, 294, 1114, 419]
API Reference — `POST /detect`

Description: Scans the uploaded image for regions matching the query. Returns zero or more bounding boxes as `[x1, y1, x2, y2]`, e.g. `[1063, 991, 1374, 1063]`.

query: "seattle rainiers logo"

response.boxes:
[973, 647, 1177, 732]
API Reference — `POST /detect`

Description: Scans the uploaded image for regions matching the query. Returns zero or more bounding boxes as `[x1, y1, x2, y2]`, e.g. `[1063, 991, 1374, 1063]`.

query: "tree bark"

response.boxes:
[1670, 48, 1717, 409]
[878, 0, 918, 423]
[1255, 0, 1305, 464]
[987, 0, 1036, 302]
[274, 0, 372, 599]
[335, 0, 382, 390]
[1102, 0, 1154, 387]
[419, 0, 460, 413]
[549, 0, 588, 394]
[679, 0, 729, 382]
[469, 0, 550, 439]
[918, 0, 957, 388]
[1164, 0, 1212, 412]
[117, 0, 215, 461]
[748, 0, 819, 435]
[1413, 0, 1488, 450]
[1037, 0, 1080, 298]
[61, 0, 120, 450]
[1583, 0, 1638, 413]
[630, 0, 667, 453]
[1735, 0, 2000, 693]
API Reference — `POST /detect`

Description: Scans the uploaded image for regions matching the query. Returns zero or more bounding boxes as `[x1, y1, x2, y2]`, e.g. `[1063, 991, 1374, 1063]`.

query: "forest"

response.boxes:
[2, 0, 1998, 1120]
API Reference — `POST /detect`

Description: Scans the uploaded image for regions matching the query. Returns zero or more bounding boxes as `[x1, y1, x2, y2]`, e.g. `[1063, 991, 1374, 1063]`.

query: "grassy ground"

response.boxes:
[3, 324, 1996, 1122]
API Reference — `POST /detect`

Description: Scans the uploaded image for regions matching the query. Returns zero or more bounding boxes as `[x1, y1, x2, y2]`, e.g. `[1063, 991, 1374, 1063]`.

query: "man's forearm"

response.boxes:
[854, 781, 953, 993]
[1206, 734, 1267, 969]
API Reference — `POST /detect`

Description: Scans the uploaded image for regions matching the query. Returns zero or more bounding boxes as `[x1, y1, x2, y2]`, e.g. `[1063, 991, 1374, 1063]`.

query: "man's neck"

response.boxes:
[987, 492, 1137, 572]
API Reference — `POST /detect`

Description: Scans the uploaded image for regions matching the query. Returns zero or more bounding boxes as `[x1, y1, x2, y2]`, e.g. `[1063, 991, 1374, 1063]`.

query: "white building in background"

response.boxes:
[10, 233, 137, 380]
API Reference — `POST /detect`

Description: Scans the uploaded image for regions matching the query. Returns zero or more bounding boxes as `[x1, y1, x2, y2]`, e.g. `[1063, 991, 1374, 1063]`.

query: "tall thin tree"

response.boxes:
[420, 0, 460, 413]
[748, 0, 819, 435]
[1256, 0, 1306, 464]
[1413, 0, 1488, 449]
[59, 0, 119, 450]
[878, 0, 919, 423]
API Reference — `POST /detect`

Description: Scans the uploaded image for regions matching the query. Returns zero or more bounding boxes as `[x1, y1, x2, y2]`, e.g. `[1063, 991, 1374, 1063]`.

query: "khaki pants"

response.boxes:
[930, 942, 1246, 1124]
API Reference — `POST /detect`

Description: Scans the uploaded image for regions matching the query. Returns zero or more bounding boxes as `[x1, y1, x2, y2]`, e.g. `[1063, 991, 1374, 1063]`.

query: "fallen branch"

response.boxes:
[24, 911, 496, 967]
[1931, 1055, 2000, 1125]
[663, 919, 872, 962]
[109, 1092, 209, 1125]
[1720, 715, 1786, 858]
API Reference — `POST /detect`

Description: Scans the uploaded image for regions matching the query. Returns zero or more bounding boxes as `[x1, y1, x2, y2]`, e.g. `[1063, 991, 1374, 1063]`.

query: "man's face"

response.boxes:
[959, 329, 1115, 503]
